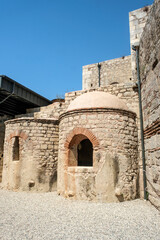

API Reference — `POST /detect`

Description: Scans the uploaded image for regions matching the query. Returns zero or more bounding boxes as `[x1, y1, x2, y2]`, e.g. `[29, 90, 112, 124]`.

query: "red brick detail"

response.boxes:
[7, 130, 28, 142]
[64, 127, 99, 149]
[19, 132, 28, 140]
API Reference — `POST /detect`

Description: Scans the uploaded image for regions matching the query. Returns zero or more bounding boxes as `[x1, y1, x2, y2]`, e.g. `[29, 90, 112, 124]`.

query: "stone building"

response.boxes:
[0, 0, 159, 209]
[58, 92, 138, 201]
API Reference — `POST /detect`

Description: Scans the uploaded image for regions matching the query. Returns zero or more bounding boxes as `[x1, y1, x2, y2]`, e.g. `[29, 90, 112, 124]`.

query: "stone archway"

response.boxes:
[7, 130, 28, 143]
[64, 127, 99, 149]
[64, 127, 99, 167]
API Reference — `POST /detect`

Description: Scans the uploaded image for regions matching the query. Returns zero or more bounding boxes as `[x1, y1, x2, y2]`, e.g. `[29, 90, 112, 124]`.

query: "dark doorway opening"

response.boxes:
[13, 137, 20, 161]
[77, 139, 93, 166]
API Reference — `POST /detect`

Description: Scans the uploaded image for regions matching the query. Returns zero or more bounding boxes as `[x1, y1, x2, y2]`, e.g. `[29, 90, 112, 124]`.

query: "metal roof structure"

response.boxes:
[0, 75, 52, 116]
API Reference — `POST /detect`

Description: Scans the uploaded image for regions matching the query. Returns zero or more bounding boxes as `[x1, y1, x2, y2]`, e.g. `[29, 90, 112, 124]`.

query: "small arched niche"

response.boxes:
[68, 134, 93, 167]
[12, 136, 20, 161]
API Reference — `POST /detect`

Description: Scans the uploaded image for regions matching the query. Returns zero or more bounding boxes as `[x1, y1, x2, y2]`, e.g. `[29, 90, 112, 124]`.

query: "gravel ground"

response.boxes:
[0, 189, 160, 240]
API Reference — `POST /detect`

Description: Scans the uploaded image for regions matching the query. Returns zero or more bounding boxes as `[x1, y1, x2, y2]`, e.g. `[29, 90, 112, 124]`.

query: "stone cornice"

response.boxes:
[59, 108, 136, 121]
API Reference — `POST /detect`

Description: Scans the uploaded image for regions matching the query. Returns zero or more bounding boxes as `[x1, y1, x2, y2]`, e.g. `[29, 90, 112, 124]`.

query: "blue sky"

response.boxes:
[0, 0, 153, 100]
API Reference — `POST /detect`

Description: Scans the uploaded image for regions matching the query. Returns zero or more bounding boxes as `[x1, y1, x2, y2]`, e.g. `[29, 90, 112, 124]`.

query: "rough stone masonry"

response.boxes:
[0, 0, 159, 210]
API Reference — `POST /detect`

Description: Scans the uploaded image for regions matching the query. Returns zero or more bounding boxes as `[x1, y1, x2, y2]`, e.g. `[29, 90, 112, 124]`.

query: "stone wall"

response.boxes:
[65, 83, 139, 115]
[34, 100, 66, 120]
[82, 56, 132, 90]
[129, 6, 151, 81]
[58, 109, 138, 202]
[19, 83, 139, 122]
[2, 118, 59, 192]
[0, 121, 5, 182]
[0, 115, 12, 182]
[64, 85, 142, 198]
[139, 0, 160, 210]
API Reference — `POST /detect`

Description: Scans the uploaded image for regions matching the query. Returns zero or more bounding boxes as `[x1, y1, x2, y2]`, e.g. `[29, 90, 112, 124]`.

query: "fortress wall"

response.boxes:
[129, 6, 151, 81]
[82, 56, 132, 90]
[139, 0, 160, 210]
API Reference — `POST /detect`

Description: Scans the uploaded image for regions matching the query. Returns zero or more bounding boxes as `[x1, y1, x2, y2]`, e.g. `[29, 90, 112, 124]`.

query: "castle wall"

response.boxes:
[139, 0, 160, 210]
[2, 118, 59, 192]
[129, 6, 151, 81]
[82, 5, 151, 91]
[82, 56, 132, 90]
[58, 109, 138, 202]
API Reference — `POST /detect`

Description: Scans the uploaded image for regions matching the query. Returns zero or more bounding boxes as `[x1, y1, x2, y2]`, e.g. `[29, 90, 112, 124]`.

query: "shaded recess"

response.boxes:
[13, 137, 20, 161]
[68, 133, 94, 167]
[78, 139, 93, 166]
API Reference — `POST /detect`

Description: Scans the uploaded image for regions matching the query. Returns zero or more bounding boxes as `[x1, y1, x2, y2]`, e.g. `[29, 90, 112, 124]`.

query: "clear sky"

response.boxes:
[0, 0, 153, 100]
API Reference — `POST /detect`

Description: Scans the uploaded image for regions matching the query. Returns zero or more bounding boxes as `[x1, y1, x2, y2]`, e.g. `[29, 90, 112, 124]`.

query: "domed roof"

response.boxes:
[67, 91, 128, 112]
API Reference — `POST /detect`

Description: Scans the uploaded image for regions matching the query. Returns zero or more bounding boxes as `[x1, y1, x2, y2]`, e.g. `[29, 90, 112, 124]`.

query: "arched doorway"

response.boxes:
[77, 139, 93, 166]
[68, 134, 93, 167]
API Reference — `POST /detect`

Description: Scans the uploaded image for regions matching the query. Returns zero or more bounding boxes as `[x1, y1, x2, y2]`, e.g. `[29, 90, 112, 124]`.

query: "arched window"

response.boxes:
[68, 135, 93, 167]
[13, 137, 20, 161]
[77, 139, 93, 166]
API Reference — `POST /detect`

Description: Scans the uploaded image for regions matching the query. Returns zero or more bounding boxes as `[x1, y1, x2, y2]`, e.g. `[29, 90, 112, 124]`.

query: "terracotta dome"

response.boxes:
[67, 91, 128, 111]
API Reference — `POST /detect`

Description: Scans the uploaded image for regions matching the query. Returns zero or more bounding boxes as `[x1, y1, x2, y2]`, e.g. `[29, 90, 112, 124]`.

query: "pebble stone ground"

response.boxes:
[0, 189, 160, 240]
